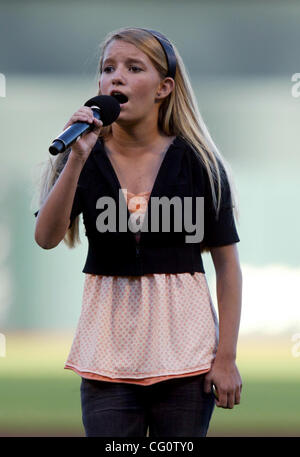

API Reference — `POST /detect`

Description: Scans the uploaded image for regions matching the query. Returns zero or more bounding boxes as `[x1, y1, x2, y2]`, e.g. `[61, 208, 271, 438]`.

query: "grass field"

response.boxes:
[0, 331, 299, 437]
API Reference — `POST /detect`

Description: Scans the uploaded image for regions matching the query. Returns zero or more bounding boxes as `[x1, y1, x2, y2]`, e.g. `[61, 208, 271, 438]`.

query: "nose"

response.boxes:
[111, 65, 126, 85]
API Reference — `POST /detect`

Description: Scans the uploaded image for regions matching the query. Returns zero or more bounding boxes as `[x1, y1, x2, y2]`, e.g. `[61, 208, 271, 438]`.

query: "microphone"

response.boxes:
[49, 95, 121, 155]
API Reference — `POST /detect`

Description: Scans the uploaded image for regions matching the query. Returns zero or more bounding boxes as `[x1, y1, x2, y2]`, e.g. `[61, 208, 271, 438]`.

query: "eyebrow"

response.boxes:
[103, 57, 146, 66]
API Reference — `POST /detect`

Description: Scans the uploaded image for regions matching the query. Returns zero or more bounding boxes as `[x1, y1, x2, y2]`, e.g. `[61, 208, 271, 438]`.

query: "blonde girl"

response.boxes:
[34, 27, 242, 437]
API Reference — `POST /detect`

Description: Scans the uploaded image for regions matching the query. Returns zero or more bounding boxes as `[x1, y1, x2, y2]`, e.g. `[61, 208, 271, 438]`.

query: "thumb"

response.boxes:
[92, 118, 103, 135]
[203, 373, 213, 394]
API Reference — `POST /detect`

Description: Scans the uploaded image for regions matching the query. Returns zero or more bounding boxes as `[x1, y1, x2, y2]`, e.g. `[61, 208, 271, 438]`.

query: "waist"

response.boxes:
[82, 238, 205, 276]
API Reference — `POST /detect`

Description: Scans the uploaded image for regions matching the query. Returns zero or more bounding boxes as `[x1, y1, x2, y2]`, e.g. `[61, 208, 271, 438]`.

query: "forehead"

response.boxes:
[103, 39, 150, 63]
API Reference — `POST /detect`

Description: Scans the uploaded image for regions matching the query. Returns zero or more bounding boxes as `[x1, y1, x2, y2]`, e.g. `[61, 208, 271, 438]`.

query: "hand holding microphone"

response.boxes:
[48, 95, 121, 162]
[63, 106, 103, 162]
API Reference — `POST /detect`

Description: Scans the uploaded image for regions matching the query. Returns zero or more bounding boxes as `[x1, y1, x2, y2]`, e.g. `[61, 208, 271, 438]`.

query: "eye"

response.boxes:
[129, 66, 142, 72]
[103, 66, 114, 73]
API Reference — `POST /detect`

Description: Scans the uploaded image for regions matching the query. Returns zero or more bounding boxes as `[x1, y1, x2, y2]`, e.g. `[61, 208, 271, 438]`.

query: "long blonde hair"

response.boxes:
[34, 26, 240, 252]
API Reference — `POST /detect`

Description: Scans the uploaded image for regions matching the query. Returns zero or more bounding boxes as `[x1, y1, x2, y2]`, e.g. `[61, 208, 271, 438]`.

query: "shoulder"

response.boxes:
[176, 136, 207, 184]
[178, 138, 232, 204]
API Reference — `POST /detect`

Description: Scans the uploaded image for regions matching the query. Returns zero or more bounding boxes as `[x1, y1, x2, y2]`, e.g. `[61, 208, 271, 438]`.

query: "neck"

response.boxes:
[106, 118, 170, 158]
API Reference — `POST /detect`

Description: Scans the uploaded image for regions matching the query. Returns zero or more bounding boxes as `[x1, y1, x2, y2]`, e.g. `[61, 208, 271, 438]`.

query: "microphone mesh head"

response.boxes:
[84, 95, 121, 126]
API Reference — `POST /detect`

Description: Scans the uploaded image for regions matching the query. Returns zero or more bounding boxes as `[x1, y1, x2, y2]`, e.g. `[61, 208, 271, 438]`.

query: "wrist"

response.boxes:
[68, 149, 86, 166]
[214, 350, 237, 363]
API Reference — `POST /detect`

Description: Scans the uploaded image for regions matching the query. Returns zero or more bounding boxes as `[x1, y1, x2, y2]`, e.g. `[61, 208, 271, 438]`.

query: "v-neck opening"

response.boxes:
[95, 135, 182, 242]
[100, 136, 179, 203]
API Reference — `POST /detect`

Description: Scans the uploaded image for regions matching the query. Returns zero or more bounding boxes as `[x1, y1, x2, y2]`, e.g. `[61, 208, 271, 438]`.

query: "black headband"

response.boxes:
[141, 28, 177, 79]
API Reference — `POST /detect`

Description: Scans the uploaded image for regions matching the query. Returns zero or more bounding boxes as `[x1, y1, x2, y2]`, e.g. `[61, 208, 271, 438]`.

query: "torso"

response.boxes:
[103, 136, 176, 195]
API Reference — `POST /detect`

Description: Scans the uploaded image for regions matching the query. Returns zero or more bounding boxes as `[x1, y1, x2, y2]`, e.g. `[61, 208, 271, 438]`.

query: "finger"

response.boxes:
[64, 108, 95, 129]
[212, 384, 219, 400]
[203, 375, 212, 394]
[78, 106, 93, 113]
[227, 391, 235, 409]
[64, 116, 91, 130]
[73, 113, 94, 124]
[93, 118, 103, 127]
[235, 386, 241, 405]
[74, 106, 93, 117]
[91, 118, 103, 135]
[79, 107, 94, 121]
[215, 389, 227, 408]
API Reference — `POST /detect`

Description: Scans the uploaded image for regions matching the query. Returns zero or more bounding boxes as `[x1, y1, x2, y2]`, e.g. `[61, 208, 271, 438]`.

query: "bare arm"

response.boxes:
[34, 153, 86, 249]
[211, 243, 242, 360]
[34, 106, 103, 249]
[203, 243, 243, 409]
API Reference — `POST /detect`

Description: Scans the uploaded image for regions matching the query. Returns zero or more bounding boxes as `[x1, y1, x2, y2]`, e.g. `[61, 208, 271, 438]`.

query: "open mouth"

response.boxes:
[111, 92, 129, 104]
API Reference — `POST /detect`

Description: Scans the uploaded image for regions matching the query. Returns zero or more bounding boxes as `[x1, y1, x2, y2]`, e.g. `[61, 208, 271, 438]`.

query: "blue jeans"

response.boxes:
[80, 373, 215, 437]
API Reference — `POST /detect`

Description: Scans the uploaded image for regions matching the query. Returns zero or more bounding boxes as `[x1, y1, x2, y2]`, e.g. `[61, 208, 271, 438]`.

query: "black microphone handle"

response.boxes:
[49, 107, 101, 155]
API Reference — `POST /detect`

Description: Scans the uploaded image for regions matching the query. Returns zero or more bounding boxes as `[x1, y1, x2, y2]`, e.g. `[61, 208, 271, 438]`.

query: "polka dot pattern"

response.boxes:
[64, 190, 219, 385]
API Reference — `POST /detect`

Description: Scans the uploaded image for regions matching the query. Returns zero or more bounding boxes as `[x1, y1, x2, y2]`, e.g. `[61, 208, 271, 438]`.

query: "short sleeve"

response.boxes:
[202, 163, 240, 248]
[33, 184, 83, 230]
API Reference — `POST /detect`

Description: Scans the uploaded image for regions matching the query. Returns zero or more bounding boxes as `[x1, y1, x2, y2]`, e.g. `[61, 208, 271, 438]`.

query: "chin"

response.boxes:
[115, 113, 142, 127]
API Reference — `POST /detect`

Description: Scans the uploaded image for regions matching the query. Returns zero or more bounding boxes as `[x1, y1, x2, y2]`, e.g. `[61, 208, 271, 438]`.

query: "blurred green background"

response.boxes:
[1, 0, 300, 437]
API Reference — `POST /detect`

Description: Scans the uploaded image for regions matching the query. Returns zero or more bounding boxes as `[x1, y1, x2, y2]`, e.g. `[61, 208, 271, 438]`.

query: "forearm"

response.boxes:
[214, 263, 243, 362]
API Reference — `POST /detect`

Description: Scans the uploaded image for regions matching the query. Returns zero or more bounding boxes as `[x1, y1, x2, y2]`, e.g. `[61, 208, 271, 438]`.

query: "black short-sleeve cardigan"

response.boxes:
[34, 136, 240, 276]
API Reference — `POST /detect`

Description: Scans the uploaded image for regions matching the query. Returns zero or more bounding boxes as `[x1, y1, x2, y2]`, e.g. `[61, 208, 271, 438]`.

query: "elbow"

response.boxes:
[34, 237, 57, 250]
[34, 217, 69, 249]
[34, 230, 59, 250]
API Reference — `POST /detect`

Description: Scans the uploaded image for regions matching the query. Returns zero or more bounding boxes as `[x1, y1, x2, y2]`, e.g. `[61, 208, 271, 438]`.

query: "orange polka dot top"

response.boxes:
[64, 190, 219, 386]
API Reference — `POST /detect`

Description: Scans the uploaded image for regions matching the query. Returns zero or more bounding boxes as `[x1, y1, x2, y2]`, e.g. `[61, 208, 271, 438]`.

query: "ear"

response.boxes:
[155, 77, 175, 102]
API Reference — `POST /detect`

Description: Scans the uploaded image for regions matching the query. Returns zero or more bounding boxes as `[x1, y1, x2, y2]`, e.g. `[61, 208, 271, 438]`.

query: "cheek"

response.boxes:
[99, 75, 109, 92]
[133, 80, 157, 103]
